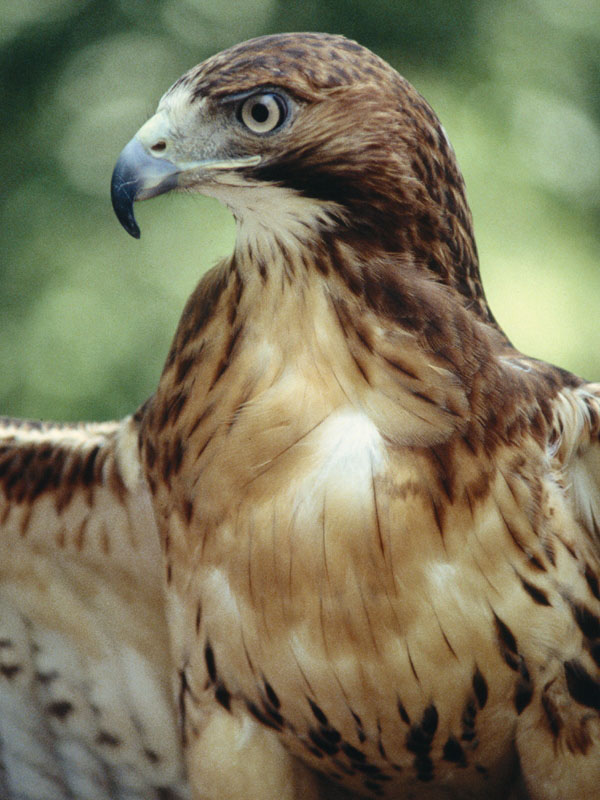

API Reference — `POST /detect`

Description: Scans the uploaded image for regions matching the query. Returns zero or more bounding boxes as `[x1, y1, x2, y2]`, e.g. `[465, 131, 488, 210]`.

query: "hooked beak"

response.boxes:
[110, 138, 179, 238]
[110, 112, 261, 238]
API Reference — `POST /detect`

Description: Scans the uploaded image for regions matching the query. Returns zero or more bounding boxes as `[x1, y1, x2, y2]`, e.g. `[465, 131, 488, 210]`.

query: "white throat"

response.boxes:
[206, 177, 341, 265]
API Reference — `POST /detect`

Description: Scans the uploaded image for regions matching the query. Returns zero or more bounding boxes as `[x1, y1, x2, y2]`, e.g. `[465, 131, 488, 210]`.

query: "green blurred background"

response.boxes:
[1, 0, 599, 422]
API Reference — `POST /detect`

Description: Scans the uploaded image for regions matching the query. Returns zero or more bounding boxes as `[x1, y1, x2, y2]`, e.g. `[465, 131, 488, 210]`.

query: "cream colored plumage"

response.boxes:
[0, 418, 188, 799]
[2, 31, 600, 800]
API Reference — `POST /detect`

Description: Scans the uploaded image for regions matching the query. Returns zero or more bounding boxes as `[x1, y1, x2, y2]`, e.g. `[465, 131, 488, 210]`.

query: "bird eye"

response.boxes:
[239, 93, 287, 134]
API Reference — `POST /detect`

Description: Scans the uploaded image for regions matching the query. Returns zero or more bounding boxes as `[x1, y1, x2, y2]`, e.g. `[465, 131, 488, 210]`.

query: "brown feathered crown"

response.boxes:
[166, 32, 495, 327]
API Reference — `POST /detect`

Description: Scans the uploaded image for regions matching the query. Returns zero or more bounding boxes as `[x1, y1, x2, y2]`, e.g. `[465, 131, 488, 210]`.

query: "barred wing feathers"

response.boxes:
[0, 416, 188, 800]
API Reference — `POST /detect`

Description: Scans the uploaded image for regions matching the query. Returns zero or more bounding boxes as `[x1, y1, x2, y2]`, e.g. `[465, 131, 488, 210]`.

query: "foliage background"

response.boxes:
[1, 0, 599, 422]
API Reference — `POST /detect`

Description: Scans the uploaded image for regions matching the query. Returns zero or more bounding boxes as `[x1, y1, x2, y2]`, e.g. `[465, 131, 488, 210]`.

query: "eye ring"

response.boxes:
[239, 93, 287, 134]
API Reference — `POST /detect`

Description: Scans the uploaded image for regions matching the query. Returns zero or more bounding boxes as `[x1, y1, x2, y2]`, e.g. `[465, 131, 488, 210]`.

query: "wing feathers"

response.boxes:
[0, 415, 188, 800]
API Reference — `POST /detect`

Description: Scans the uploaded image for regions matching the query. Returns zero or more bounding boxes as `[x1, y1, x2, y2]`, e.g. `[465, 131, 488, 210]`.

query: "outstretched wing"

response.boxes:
[0, 416, 188, 800]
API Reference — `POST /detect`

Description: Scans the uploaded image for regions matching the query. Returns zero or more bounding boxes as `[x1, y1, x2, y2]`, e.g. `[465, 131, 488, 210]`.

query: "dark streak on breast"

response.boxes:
[519, 575, 551, 606]
[405, 703, 438, 782]
[584, 563, 600, 601]
[493, 612, 520, 671]
[460, 699, 477, 743]
[177, 666, 198, 748]
[215, 683, 232, 711]
[307, 696, 329, 726]
[204, 641, 217, 683]
[514, 657, 533, 714]
[540, 681, 562, 738]
[564, 659, 600, 710]
[472, 667, 488, 709]
[442, 735, 466, 767]
[246, 699, 283, 731]
[571, 601, 600, 640]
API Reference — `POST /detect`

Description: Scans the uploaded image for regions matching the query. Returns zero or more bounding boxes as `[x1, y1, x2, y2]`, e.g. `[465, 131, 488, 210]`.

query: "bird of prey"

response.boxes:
[2, 31, 599, 800]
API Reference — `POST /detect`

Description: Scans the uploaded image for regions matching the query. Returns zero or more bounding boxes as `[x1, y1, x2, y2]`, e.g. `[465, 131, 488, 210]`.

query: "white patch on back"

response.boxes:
[315, 408, 384, 473]
[300, 408, 385, 505]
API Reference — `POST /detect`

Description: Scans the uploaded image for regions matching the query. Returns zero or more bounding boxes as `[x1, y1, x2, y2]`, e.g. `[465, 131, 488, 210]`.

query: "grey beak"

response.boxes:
[110, 137, 179, 238]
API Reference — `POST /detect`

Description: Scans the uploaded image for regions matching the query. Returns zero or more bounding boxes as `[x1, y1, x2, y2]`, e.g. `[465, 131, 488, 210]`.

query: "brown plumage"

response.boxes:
[2, 32, 600, 800]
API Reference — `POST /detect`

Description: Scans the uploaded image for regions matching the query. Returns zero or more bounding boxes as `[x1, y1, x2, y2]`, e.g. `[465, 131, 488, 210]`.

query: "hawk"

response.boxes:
[2, 32, 600, 800]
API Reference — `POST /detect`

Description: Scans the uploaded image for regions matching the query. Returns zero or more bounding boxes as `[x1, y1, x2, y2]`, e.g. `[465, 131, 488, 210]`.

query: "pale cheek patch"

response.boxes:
[207, 180, 339, 264]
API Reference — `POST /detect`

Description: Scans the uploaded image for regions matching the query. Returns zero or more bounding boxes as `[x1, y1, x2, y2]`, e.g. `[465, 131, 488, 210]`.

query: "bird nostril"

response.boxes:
[151, 140, 167, 153]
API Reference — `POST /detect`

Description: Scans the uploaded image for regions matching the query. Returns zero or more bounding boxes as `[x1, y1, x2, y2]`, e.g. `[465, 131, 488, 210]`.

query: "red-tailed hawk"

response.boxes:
[3, 32, 600, 800]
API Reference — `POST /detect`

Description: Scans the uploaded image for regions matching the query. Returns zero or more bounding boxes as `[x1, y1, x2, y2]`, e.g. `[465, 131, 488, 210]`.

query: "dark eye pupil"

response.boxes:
[251, 103, 269, 123]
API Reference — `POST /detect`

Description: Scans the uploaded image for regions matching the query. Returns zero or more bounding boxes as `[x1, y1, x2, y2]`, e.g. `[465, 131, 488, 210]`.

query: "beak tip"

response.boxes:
[119, 207, 141, 239]
[110, 135, 179, 238]
[110, 191, 142, 238]
[110, 161, 142, 238]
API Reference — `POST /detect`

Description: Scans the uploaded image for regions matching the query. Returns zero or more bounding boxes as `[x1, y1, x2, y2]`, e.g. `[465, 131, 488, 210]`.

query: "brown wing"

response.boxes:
[0, 415, 188, 800]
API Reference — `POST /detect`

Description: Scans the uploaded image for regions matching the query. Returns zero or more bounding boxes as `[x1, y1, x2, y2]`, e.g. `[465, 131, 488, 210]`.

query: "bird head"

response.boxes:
[111, 32, 495, 325]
